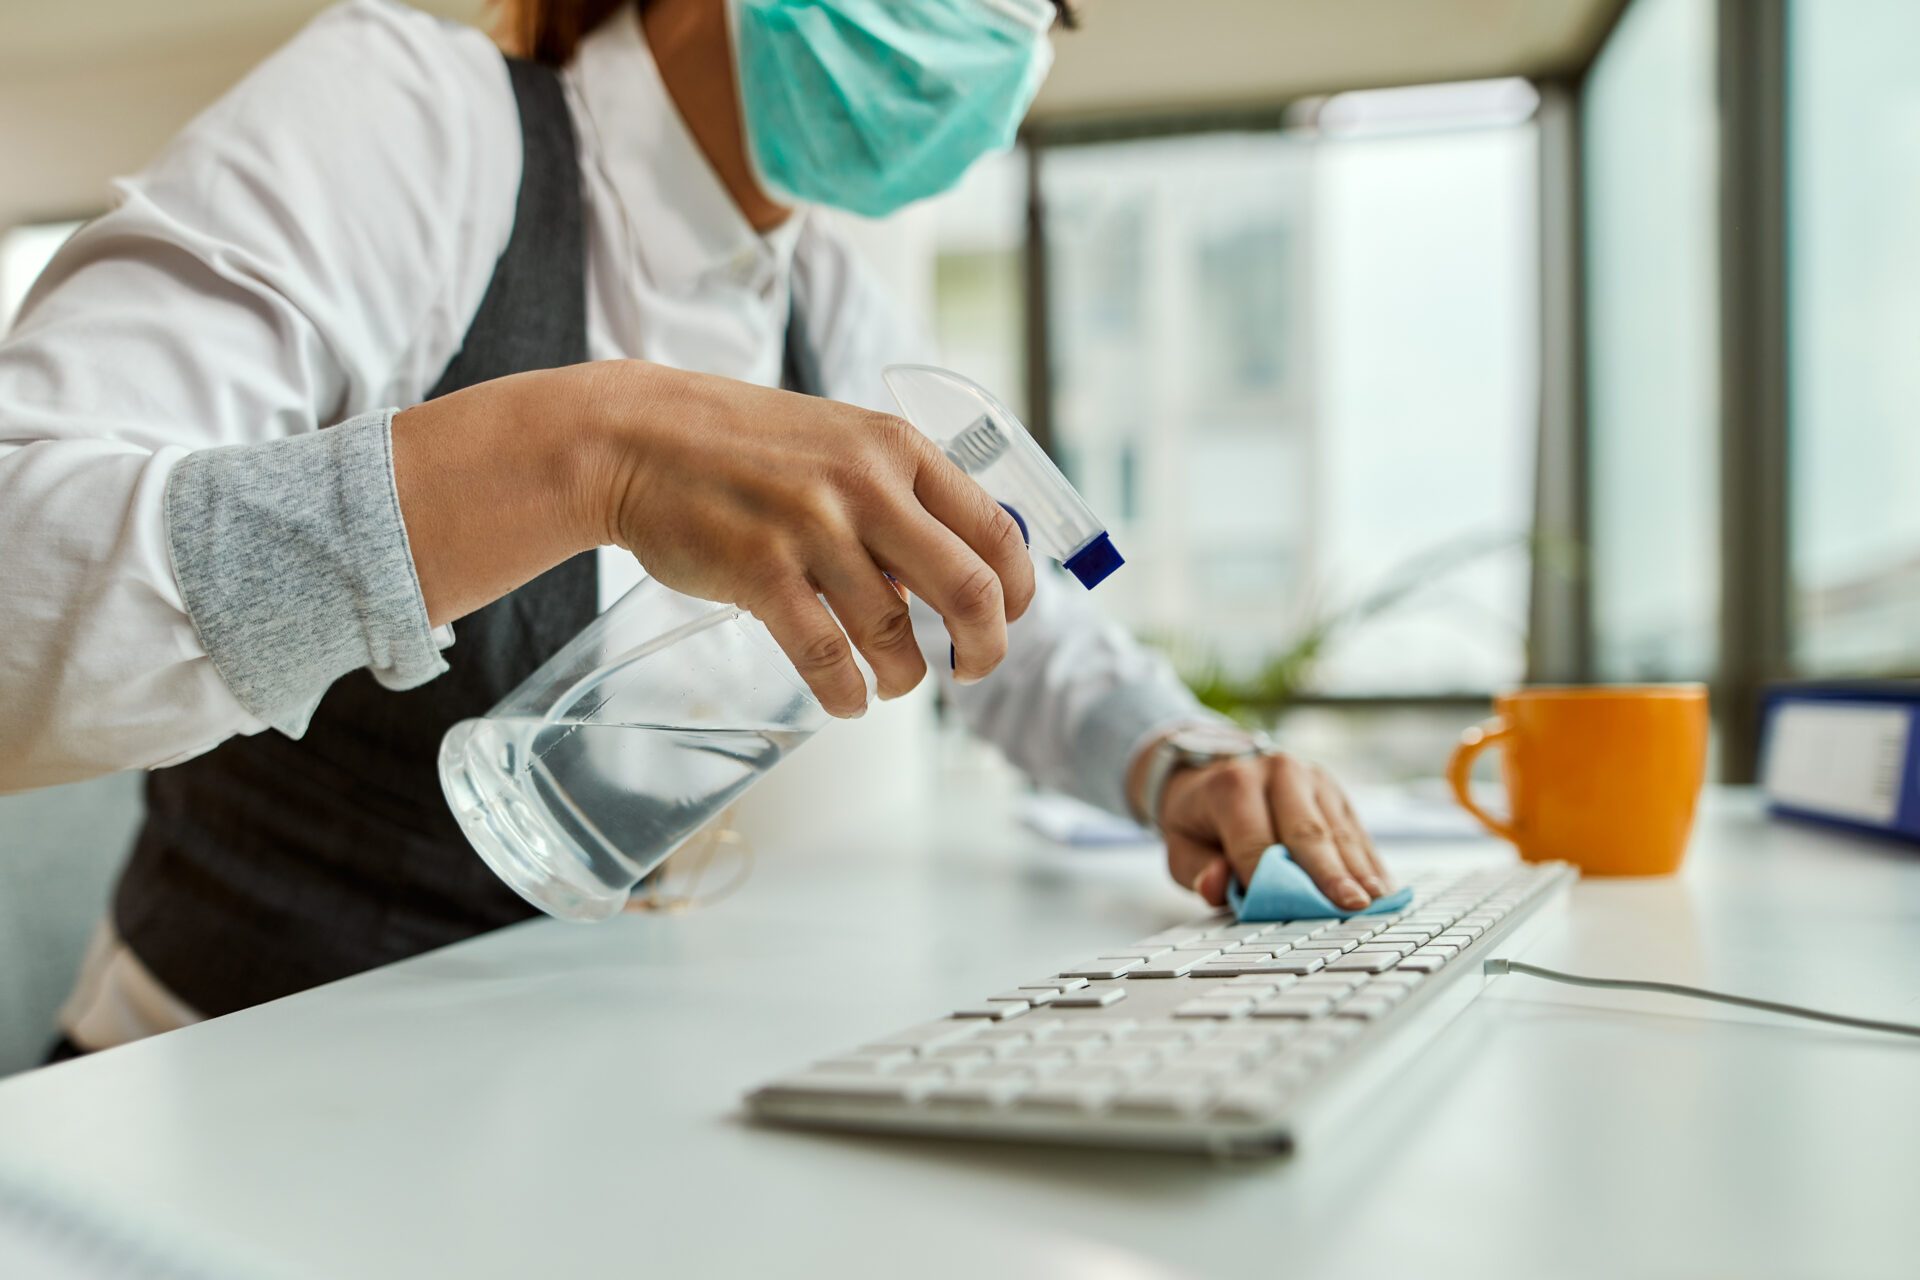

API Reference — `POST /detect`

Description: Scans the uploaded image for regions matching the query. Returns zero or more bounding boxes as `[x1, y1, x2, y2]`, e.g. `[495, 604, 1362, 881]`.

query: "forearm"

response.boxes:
[915, 566, 1209, 816]
[390, 364, 614, 628]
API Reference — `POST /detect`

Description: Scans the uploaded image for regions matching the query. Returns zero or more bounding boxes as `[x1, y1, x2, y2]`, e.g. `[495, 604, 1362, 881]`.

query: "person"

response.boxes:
[0, 0, 1392, 1056]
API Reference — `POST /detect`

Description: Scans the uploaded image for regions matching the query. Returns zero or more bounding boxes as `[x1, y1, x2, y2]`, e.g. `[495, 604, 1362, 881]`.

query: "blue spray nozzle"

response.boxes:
[885, 365, 1121, 592]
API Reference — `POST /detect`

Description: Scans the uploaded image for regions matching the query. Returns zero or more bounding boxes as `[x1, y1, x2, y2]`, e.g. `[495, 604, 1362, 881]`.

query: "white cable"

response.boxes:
[1483, 957, 1920, 1040]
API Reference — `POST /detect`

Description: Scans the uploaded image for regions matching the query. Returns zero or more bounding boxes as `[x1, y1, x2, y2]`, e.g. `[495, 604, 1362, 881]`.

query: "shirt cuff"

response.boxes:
[1068, 679, 1225, 819]
[163, 408, 448, 736]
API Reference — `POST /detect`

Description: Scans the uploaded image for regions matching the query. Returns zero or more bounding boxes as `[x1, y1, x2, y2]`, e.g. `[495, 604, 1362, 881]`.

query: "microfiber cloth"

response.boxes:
[1227, 845, 1415, 922]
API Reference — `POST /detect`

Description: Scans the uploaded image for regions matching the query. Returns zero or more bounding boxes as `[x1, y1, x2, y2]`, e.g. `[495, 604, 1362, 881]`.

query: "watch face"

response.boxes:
[1168, 724, 1264, 756]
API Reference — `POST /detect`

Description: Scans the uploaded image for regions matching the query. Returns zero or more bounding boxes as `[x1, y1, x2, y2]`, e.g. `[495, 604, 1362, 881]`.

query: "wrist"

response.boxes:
[1129, 723, 1274, 831]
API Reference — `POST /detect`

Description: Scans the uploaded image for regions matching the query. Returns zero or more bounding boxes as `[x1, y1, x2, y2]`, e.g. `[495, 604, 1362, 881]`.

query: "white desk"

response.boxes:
[0, 788, 1915, 1279]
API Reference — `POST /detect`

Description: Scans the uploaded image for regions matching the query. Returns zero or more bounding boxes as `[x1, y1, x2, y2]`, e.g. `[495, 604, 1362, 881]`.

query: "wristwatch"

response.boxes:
[1135, 723, 1275, 833]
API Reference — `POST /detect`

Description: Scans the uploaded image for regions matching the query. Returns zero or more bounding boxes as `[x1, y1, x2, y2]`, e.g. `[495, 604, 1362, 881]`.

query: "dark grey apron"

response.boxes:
[113, 59, 597, 1017]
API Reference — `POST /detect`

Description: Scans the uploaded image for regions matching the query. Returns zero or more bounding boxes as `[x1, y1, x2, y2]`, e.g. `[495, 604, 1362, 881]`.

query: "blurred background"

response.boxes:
[2, 0, 1916, 1066]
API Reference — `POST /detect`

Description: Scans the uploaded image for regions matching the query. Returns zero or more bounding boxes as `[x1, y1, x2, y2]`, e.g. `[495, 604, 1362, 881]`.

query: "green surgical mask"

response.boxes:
[728, 0, 1055, 218]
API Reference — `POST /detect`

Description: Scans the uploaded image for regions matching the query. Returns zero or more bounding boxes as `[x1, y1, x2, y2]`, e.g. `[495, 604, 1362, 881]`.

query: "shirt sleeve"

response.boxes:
[793, 217, 1212, 818]
[0, 1, 519, 792]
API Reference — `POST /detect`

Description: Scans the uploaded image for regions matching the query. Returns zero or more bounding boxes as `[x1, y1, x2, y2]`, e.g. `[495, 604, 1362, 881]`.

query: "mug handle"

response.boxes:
[1446, 717, 1519, 843]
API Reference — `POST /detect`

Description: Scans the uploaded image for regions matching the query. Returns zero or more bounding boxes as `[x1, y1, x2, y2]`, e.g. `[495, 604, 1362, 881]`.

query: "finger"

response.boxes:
[1166, 832, 1233, 907]
[1193, 855, 1232, 907]
[1197, 762, 1279, 895]
[812, 551, 927, 701]
[1266, 757, 1371, 911]
[1323, 775, 1394, 892]
[865, 507, 1010, 687]
[1313, 769, 1386, 897]
[1165, 830, 1221, 897]
[751, 589, 868, 719]
[911, 450, 1035, 616]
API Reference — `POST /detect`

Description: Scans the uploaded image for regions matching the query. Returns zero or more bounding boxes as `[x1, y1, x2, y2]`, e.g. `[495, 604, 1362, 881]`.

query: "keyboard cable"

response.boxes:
[1483, 958, 1920, 1040]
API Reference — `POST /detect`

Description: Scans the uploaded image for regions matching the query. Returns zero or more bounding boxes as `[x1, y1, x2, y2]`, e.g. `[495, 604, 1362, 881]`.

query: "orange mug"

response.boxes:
[1446, 685, 1709, 876]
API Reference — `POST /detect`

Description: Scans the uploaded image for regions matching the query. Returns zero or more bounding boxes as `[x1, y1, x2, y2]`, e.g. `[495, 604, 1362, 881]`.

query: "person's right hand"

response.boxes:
[392, 360, 1035, 719]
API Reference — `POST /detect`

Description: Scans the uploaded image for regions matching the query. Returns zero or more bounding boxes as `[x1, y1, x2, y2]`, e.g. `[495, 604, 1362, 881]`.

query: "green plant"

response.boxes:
[1158, 530, 1574, 720]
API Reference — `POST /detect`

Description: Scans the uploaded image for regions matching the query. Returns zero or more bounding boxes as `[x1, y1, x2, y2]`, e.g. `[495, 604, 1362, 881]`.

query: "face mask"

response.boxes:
[727, 0, 1056, 218]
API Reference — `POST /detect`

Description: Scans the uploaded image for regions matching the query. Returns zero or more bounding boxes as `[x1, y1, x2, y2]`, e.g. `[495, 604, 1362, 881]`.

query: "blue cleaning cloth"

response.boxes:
[1227, 845, 1414, 922]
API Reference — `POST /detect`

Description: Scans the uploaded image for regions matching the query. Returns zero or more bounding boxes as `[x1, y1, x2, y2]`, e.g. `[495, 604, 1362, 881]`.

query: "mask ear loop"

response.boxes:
[625, 807, 757, 914]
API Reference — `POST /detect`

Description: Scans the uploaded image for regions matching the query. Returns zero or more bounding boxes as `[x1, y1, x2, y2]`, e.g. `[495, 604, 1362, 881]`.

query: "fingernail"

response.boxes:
[1335, 880, 1367, 908]
[1362, 875, 1385, 896]
[1190, 871, 1208, 894]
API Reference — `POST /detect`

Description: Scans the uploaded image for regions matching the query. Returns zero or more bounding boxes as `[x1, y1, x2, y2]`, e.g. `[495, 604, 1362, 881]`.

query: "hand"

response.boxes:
[1149, 750, 1390, 911]
[393, 361, 1034, 720]
[584, 362, 1034, 716]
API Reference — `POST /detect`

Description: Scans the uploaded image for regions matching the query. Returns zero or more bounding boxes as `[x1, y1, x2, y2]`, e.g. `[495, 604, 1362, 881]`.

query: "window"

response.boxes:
[0, 219, 83, 333]
[1788, 0, 1920, 676]
[1583, 0, 1719, 682]
[929, 150, 1029, 422]
[1035, 89, 1539, 698]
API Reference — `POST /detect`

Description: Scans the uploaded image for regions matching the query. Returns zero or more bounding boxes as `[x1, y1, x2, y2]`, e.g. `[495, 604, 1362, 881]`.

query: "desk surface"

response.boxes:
[0, 788, 1915, 1279]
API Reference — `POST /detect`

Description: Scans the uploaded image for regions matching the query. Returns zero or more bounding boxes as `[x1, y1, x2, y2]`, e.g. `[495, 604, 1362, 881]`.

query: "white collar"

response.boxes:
[566, 5, 801, 296]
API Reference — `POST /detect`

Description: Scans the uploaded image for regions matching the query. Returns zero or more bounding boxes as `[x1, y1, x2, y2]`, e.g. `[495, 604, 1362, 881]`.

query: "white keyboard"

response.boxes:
[748, 860, 1576, 1155]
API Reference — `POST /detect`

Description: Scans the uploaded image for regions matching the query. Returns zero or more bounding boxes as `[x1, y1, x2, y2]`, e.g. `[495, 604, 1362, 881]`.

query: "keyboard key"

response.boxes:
[1173, 997, 1254, 1019]
[1020, 977, 1089, 994]
[891, 1061, 959, 1081]
[1177, 1043, 1260, 1073]
[1018, 1080, 1121, 1113]
[954, 1002, 1028, 1020]
[1324, 952, 1401, 973]
[1098, 945, 1173, 960]
[1250, 995, 1334, 1019]
[1044, 1028, 1114, 1052]
[927, 1044, 996, 1065]
[1435, 931, 1478, 947]
[1075, 1049, 1162, 1078]
[1211, 1082, 1291, 1122]
[999, 1047, 1074, 1073]
[1117, 1026, 1199, 1047]
[1060, 959, 1139, 979]
[1139, 927, 1210, 947]
[1051, 985, 1128, 1008]
[994, 990, 1052, 1005]
[1200, 923, 1271, 942]
[809, 1053, 910, 1075]
[1114, 1082, 1217, 1117]
[971, 1027, 1039, 1052]
[1225, 974, 1295, 992]
[760, 1074, 928, 1105]
[1257, 955, 1328, 975]
[1335, 997, 1398, 1020]
[1129, 949, 1225, 978]
[968, 1063, 1042, 1084]
[926, 1079, 1027, 1109]
[1188, 962, 1260, 979]
[1349, 943, 1414, 959]
[865, 1021, 982, 1052]
[1394, 954, 1448, 973]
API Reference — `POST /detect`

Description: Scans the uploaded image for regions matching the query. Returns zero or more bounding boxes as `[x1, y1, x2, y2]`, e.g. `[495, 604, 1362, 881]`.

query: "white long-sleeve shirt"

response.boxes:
[0, 0, 1200, 811]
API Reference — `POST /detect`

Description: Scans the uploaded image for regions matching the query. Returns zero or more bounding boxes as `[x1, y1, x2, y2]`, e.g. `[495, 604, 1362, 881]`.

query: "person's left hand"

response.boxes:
[1150, 752, 1390, 911]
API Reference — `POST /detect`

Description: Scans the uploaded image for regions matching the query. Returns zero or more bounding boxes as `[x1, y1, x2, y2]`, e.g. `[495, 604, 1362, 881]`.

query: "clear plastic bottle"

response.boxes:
[439, 366, 1122, 922]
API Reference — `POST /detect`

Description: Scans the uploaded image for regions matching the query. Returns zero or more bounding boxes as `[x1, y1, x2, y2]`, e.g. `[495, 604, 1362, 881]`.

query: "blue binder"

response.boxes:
[1758, 681, 1920, 843]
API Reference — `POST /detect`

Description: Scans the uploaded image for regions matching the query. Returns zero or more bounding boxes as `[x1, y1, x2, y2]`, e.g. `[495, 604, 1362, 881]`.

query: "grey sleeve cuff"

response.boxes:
[164, 408, 449, 736]
[1068, 679, 1222, 820]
